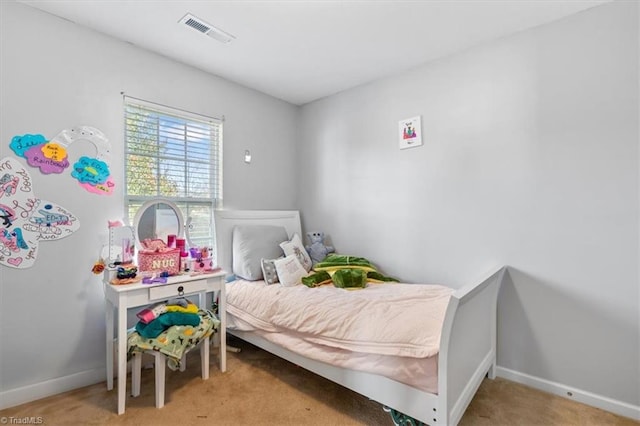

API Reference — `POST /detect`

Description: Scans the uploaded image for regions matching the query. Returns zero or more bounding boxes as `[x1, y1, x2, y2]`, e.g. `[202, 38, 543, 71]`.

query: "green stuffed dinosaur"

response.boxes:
[301, 254, 398, 289]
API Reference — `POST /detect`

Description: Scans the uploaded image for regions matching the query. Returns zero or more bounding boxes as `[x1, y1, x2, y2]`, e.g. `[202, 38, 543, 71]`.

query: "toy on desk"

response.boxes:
[108, 262, 141, 285]
[141, 271, 169, 285]
[190, 257, 214, 272]
[188, 246, 215, 272]
[116, 263, 138, 279]
[107, 221, 135, 268]
[142, 275, 168, 285]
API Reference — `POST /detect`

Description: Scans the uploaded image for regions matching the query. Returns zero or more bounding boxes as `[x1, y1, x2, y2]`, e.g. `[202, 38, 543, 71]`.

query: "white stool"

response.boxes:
[130, 335, 210, 408]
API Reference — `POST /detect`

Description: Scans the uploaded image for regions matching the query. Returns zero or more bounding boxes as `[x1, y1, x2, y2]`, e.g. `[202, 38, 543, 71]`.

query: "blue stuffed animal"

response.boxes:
[305, 231, 335, 265]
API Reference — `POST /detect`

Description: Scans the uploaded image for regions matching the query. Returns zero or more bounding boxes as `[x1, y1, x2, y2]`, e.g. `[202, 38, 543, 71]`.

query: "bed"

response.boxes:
[214, 210, 505, 426]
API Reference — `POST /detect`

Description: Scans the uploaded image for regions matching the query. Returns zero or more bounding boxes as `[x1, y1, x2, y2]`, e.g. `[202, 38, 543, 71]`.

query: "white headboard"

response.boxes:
[214, 210, 302, 277]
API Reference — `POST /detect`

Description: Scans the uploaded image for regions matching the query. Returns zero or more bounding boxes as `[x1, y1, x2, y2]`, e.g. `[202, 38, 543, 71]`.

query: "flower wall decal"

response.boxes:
[0, 156, 80, 269]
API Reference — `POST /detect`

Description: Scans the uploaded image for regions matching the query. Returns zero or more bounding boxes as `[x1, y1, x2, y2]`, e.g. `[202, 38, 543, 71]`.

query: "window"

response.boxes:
[124, 97, 222, 251]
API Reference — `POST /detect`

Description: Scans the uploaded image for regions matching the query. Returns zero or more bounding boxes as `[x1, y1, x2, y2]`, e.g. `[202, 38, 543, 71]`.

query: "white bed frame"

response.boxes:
[214, 210, 505, 426]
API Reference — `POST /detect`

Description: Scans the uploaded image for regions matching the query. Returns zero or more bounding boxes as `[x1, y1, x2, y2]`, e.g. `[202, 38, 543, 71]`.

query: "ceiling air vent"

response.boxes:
[179, 13, 235, 44]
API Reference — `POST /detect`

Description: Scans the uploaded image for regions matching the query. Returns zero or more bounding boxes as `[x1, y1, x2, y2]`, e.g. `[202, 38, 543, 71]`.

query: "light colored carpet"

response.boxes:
[1, 337, 637, 425]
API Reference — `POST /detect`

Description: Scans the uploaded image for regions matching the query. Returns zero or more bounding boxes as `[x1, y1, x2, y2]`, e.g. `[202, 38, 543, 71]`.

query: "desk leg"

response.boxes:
[105, 301, 114, 391]
[197, 292, 206, 310]
[117, 303, 127, 415]
[219, 288, 227, 372]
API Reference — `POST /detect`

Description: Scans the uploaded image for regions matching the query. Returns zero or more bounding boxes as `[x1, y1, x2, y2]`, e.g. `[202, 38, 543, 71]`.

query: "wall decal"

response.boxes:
[11, 133, 70, 174]
[78, 175, 115, 195]
[52, 126, 114, 195]
[0, 156, 80, 269]
[398, 116, 423, 150]
[9, 134, 47, 158]
[71, 156, 111, 186]
[8, 126, 114, 195]
[24, 142, 71, 174]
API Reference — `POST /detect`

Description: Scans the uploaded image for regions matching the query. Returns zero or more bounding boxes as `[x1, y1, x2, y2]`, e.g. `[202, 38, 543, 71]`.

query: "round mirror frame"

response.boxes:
[132, 199, 185, 249]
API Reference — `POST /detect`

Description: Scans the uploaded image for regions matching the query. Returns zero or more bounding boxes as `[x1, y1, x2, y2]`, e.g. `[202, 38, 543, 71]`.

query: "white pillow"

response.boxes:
[274, 255, 308, 287]
[279, 233, 312, 272]
[232, 225, 288, 280]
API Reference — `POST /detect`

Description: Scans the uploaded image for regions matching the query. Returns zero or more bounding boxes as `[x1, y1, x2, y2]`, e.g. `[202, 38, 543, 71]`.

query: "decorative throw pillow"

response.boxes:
[232, 225, 288, 280]
[280, 233, 313, 272]
[261, 258, 280, 285]
[274, 255, 308, 287]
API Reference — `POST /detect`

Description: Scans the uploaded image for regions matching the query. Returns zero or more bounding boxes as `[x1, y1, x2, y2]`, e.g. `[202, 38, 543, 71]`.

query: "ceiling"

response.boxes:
[19, 0, 610, 105]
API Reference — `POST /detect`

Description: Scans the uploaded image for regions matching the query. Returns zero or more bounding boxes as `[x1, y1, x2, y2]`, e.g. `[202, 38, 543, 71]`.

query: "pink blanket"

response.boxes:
[226, 280, 453, 358]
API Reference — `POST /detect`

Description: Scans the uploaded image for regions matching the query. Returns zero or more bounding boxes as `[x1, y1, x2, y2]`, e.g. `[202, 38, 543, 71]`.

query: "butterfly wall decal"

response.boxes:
[0, 156, 80, 269]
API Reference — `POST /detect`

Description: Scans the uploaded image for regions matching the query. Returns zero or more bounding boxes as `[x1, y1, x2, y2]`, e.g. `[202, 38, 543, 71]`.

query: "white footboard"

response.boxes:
[375, 266, 505, 425]
[437, 266, 505, 425]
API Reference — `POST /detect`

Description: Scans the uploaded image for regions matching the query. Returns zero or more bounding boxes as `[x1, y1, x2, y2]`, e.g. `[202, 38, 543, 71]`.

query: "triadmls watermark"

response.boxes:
[0, 417, 44, 425]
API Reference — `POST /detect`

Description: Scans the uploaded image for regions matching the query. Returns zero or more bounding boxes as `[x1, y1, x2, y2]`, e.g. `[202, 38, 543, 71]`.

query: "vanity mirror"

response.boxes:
[133, 199, 186, 248]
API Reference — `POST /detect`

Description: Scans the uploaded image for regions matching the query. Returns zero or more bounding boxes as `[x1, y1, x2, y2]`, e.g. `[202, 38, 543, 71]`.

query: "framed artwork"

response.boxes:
[398, 116, 422, 150]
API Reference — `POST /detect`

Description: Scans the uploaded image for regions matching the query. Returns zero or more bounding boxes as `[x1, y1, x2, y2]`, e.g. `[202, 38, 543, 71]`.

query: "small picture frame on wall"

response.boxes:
[398, 116, 422, 150]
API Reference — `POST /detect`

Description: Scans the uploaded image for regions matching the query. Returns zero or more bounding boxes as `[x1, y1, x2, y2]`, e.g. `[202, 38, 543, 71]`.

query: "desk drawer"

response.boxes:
[149, 279, 208, 300]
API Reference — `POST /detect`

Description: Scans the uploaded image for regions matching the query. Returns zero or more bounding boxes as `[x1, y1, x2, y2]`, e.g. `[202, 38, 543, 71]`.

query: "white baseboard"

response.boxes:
[496, 366, 640, 421]
[0, 368, 106, 410]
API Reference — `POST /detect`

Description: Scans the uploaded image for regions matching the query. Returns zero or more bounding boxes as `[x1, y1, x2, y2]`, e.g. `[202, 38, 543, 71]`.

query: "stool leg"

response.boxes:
[179, 354, 187, 372]
[154, 352, 165, 408]
[132, 352, 141, 397]
[201, 336, 210, 379]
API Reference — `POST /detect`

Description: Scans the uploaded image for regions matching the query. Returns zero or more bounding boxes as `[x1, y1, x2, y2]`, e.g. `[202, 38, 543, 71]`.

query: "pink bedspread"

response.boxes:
[229, 315, 440, 393]
[226, 279, 453, 358]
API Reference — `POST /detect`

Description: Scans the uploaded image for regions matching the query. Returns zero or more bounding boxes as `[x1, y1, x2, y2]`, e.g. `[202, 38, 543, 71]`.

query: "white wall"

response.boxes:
[1, 0, 638, 417]
[298, 0, 638, 412]
[0, 1, 298, 406]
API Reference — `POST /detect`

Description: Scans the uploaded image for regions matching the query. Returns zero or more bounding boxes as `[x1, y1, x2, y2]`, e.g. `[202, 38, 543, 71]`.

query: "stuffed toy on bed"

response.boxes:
[305, 231, 335, 265]
[301, 254, 398, 289]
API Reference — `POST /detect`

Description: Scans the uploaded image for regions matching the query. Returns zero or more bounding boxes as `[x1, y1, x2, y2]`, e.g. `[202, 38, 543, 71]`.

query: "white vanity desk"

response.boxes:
[104, 270, 227, 415]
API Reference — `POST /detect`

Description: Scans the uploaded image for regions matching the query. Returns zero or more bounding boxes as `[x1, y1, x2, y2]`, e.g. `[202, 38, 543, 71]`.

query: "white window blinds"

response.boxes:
[124, 96, 222, 249]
